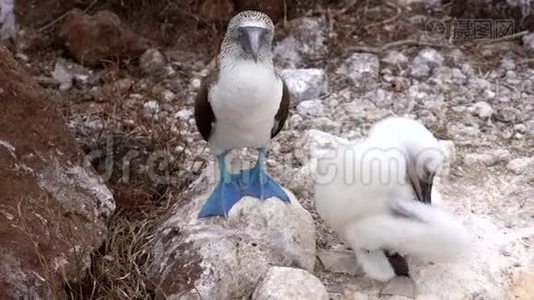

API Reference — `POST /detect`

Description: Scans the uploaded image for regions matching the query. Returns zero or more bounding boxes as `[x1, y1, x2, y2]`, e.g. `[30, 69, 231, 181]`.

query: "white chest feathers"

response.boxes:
[208, 61, 283, 154]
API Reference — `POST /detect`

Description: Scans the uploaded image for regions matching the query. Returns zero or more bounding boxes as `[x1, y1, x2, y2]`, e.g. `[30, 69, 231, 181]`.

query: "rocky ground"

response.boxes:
[1, 0, 533, 299]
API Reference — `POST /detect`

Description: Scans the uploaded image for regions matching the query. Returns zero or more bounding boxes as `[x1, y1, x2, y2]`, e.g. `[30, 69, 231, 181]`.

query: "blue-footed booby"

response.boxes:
[314, 117, 469, 284]
[194, 11, 290, 218]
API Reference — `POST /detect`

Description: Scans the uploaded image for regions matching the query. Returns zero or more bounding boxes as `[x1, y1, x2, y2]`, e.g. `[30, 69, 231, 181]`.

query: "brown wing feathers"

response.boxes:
[271, 78, 290, 138]
[194, 73, 217, 141]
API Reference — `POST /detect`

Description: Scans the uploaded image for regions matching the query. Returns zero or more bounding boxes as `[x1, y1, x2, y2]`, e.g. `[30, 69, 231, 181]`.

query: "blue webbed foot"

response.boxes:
[198, 154, 245, 218]
[198, 176, 243, 218]
[238, 148, 290, 202]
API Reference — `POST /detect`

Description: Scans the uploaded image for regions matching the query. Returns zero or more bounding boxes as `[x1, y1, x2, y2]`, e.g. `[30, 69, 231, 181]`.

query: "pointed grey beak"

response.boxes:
[238, 26, 268, 62]
[408, 165, 434, 204]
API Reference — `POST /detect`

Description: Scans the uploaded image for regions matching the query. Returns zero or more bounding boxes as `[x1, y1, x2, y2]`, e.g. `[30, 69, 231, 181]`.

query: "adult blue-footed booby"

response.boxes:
[194, 11, 290, 218]
[314, 117, 469, 283]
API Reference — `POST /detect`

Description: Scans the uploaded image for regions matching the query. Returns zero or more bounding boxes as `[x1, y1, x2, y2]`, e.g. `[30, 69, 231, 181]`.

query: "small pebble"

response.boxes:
[507, 157, 534, 175]
[514, 124, 527, 133]
[143, 100, 160, 114]
[469, 101, 493, 119]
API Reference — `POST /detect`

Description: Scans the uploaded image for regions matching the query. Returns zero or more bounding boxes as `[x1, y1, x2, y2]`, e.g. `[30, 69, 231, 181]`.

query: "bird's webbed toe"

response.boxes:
[198, 176, 243, 218]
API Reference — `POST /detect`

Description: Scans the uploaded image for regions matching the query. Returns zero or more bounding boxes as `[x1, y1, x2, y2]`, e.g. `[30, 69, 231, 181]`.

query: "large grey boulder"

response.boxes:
[146, 166, 316, 299]
[274, 17, 329, 68]
[280, 68, 328, 105]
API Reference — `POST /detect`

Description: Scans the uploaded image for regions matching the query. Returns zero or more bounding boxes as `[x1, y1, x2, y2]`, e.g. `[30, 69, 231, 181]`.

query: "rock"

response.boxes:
[59, 10, 149, 65]
[408, 14, 427, 25]
[197, 0, 234, 21]
[308, 117, 341, 133]
[381, 50, 409, 67]
[274, 17, 329, 68]
[139, 48, 167, 76]
[409, 48, 444, 78]
[146, 167, 316, 299]
[317, 249, 363, 276]
[162, 89, 175, 102]
[491, 149, 512, 162]
[297, 100, 326, 117]
[514, 123, 527, 133]
[15, 52, 29, 62]
[464, 149, 511, 166]
[293, 129, 350, 167]
[510, 269, 534, 300]
[431, 67, 468, 88]
[288, 114, 304, 129]
[438, 140, 456, 177]
[113, 78, 134, 93]
[331, 291, 370, 300]
[35, 75, 60, 88]
[365, 88, 394, 107]
[496, 107, 519, 123]
[252, 266, 328, 300]
[464, 153, 496, 166]
[174, 108, 193, 120]
[51, 58, 92, 91]
[337, 53, 380, 92]
[280, 68, 327, 104]
[143, 100, 160, 114]
[500, 56, 516, 70]
[448, 122, 482, 145]
[418, 111, 438, 129]
[0, 0, 15, 40]
[522, 33, 534, 56]
[450, 48, 468, 66]
[0, 46, 114, 298]
[380, 276, 416, 298]
[274, 36, 302, 67]
[468, 101, 494, 119]
[506, 157, 534, 175]
[15, 0, 77, 29]
[526, 119, 534, 136]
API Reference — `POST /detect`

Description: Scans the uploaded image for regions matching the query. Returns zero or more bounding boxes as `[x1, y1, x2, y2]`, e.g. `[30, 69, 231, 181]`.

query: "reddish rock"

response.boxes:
[198, 0, 235, 22]
[59, 10, 149, 65]
[0, 46, 115, 298]
[15, 0, 77, 28]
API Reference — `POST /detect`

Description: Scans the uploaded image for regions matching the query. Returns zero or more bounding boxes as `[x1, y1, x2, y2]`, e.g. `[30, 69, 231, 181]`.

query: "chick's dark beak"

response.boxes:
[418, 173, 434, 204]
[238, 26, 267, 62]
[408, 166, 435, 205]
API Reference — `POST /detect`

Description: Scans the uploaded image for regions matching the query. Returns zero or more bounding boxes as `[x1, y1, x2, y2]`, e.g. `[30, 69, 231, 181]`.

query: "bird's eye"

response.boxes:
[261, 30, 269, 41]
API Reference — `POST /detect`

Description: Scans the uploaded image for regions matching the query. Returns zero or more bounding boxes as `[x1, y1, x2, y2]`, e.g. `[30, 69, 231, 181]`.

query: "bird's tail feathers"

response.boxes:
[344, 201, 471, 262]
